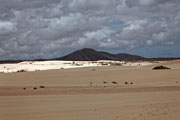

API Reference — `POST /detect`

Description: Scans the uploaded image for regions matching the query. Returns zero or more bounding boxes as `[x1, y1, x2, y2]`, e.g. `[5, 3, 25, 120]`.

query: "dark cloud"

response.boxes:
[0, 0, 180, 59]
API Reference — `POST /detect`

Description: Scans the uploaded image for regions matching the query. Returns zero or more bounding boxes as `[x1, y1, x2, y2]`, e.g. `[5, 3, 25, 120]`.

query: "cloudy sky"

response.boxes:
[0, 0, 180, 60]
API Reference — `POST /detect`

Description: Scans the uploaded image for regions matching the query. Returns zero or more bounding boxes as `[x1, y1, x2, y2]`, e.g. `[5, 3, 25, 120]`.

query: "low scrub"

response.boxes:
[125, 81, 128, 84]
[17, 69, 27, 72]
[39, 86, 45, 88]
[153, 66, 170, 70]
[90, 82, 93, 86]
[112, 81, 118, 84]
[103, 81, 108, 84]
[110, 62, 122, 66]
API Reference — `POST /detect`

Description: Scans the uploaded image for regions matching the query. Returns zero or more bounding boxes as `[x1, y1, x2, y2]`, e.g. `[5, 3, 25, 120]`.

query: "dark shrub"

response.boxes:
[103, 81, 107, 84]
[17, 70, 26, 72]
[90, 82, 93, 86]
[153, 66, 170, 70]
[125, 81, 128, 84]
[34, 87, 37, 90]
[112, 81, 118, 84]
[39, 86, 45, 88]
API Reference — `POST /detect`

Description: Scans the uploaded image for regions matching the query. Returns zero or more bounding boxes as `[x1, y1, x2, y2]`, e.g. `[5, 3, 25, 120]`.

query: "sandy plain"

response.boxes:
[0, 60, 180, 120]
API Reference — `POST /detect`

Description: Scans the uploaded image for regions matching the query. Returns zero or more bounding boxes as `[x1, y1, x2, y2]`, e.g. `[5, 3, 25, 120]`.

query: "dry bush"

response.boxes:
[103, 81, 108, 84]
[112, 81, 118, 84]
[39, 86, 45, 88]
[125, 81, 128, 84]
[17, 69, 27, 72]
[153, 66, 170, 70]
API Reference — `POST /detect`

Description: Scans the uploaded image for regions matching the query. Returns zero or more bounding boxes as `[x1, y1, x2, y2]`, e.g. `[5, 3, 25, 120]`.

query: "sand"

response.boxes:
[0, 91, 180, 120]
[0, 60, 180, 120]
[0, 61, 103, 73]
[0, 60, 152, 73]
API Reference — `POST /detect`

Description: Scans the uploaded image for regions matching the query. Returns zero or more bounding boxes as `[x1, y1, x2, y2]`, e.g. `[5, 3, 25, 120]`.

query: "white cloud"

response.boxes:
[123, 20, 147, 31]
[146, 40, 153, 46]
[0, 0, 179, 59]
[0, 21, 16, 35]
[152, 32, 166, 42]
[139, 0, 155, 6]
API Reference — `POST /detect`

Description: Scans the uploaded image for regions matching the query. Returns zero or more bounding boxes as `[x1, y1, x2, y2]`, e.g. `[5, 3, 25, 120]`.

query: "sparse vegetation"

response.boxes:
[103, 81, 108, 84]
[100, 62, 109, 66]
[109, 62, 122, 66]
[112, 81, 118, 84]
[90, 82, 93, 86]
[130, 82, 133, 85]
[153, 66, 170, 70]
[63, 62, 72, 64]
[17, 69, 26, 72]
[34, 87, 37, 90]
[23, 87, 26, 90]
[125, 81, 128, 84]
[72, 61, 82, 66]
[39, 86, 45, 88]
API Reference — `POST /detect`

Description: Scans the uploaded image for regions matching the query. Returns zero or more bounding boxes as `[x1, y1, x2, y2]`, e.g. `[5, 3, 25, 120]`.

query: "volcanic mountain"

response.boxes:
[57, 48, 145, 61]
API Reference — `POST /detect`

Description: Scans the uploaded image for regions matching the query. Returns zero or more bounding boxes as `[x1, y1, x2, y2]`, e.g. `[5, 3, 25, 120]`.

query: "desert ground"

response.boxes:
[0, 60, 180, 120]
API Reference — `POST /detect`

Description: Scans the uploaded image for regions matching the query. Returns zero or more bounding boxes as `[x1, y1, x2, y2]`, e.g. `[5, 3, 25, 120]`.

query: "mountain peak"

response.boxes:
[57, 48, 145, 61]
[79, 48, 96, 52]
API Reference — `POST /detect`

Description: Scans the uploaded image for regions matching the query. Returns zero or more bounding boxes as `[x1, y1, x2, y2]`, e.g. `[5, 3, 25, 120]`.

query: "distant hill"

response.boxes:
[0, 60, 23, 64]
[57, 48, 145, 61]
[0, 48, 179, 63]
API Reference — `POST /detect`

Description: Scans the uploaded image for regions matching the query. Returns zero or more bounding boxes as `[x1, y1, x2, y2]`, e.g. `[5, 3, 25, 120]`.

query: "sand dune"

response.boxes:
[0, 60, 179, 120]
[0, 61, 102, 73]
[160, 59, 180, 69]
[160, 59, 180, 65]
[0, 60, 152, 73]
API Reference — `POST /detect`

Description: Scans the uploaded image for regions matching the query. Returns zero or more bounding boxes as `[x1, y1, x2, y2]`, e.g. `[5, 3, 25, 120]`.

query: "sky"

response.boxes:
[0, 0, 180, 60]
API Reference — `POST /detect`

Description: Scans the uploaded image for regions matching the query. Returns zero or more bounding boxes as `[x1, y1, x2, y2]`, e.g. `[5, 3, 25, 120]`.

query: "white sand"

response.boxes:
[0, 60, 152, 73]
